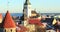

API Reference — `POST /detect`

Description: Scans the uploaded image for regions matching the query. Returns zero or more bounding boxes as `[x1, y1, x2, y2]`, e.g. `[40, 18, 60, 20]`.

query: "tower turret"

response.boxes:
[3, 11, 16, 32]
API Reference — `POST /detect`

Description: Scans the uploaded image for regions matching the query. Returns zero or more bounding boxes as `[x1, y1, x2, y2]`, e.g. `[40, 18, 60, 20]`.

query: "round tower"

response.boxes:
[3, 11, 16, 32]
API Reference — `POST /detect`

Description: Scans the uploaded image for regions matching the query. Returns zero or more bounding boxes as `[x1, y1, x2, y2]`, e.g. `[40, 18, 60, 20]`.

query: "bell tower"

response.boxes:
[22, 0, 32, 26]
[23, 0, 31, 19]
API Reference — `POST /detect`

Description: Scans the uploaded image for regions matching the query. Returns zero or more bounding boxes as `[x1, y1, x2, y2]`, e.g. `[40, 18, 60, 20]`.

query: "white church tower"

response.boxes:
[22, 0, 32, 26]
[23, 0, 31, 18]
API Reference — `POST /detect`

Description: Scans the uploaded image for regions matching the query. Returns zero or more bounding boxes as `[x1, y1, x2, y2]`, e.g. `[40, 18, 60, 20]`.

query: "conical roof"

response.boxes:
[3, 11, 16, 28]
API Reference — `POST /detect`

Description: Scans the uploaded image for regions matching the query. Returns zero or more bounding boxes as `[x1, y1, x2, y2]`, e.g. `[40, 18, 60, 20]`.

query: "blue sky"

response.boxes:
[0, 0, 60, 13]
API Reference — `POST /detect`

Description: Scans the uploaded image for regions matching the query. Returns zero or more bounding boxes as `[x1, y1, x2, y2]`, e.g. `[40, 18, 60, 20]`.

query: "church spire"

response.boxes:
[24, 0, 31, 5]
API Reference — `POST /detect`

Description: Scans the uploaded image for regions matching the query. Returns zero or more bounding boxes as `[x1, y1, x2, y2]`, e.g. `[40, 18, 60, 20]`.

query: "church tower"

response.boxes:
[22, 0, 32, 26]
[23, 0, 31, 18]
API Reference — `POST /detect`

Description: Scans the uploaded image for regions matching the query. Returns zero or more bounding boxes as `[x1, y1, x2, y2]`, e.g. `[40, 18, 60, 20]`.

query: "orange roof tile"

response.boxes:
[16, 24, 28, 32]
[29, 18, 44, 26]
[3, 11, 16, 28]
[0, 13, 2, 19]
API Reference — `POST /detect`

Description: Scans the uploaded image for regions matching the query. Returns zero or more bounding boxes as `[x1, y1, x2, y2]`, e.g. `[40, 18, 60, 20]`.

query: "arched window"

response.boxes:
[11, 29, 12, 32]
[5, 29, 6, 32]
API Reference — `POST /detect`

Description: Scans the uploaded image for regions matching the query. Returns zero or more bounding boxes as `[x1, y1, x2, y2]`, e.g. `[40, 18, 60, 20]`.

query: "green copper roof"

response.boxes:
[24, 0, 31, 5]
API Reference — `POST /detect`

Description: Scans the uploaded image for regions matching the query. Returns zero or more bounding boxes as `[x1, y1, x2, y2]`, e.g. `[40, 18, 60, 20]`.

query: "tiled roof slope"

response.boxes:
[3, 11, 16, 28]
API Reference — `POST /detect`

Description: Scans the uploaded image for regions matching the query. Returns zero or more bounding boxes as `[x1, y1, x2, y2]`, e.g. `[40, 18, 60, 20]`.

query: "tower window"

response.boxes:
[11, 29, 12, 32]
[5, 29, 6, 32]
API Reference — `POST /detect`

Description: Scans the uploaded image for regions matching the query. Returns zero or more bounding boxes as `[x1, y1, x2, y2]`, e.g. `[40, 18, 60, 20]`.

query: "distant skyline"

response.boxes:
[0, 0, 60, 13]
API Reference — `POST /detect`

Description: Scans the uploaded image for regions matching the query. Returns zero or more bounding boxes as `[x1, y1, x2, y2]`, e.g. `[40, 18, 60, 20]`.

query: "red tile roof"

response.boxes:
[3, 11, 16, 28]
[0, 13, 2, 19]
[29, 18, 44, 26]
[16, 24, 28, 32]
